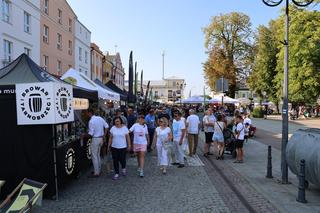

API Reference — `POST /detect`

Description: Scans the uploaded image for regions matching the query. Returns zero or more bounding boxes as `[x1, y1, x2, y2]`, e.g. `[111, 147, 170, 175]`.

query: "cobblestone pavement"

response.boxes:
[198, 133, 279, 213]
[37, 153, 230, 213]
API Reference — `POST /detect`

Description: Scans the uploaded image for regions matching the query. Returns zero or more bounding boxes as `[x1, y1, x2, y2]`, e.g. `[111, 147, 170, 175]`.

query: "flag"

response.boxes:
[140, 70, 144, 97]
[128, 51, 134, 103]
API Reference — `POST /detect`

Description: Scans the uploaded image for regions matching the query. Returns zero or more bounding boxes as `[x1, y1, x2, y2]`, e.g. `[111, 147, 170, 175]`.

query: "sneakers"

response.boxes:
[112, 174, 119, 180]
[162, 168, 167, 175]
[121, 169, 127, 176]
[139, 170, 144, 178]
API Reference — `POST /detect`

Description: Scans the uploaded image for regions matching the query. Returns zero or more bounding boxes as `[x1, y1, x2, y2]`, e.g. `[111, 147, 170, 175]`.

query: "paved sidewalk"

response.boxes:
[37, 153, 229, 213]
[224, 139, 320, 213]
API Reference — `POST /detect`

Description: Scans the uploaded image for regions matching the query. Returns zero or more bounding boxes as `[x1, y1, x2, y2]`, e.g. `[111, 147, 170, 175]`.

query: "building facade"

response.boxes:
[124, 76, 186, 103]
[40, 0, 76, 75]
[102, 52, 113, 84]
[105, 52, 125, 89]
[90, 42, 103, 81]
[74, 19, 91, 78]
[0, 0, 40, 68]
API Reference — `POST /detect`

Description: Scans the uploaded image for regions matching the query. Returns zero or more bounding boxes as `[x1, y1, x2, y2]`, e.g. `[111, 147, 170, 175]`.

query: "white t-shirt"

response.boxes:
[214, 121, 225, 135]
[244, 118, 252, 125]
[236, 123, 245, 140]
[203, 114, 216, 133]
[155, 127, 171, 146]
[129, 123, 148, 145]
[110, 126, 129, 148]
[88, 115, 109, 137]
[172, 119, 185, 142]
[186, 114, 200, 134]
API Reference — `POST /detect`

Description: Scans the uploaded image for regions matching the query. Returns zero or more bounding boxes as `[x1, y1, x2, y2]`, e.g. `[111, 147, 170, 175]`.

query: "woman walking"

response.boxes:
[129, 115, 149, 177]
[108, 116, 131, 180]
[153, 117, 172, 174]
[213, 114, 226, 160]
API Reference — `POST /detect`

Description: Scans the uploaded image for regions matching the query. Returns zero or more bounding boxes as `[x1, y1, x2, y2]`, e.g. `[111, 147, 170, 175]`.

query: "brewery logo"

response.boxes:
[86, 139, 92, 160]
[55, 87, 72, 120]
[65, 148, 76, 175]
[19, 85, 51, 121]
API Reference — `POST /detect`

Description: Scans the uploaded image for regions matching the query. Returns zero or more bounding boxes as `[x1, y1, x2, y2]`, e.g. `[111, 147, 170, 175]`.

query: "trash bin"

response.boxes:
[286, 128, 320, 186]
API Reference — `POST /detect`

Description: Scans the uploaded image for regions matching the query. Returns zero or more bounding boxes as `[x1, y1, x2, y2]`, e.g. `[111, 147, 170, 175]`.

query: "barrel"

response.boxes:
[286, 128, 320, 186]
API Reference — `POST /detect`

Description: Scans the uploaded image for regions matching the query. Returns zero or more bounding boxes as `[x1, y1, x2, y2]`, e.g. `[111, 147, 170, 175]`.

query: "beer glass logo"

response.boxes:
[19, 86, 51, 121]
[56, 87, 72, 119]
[65, 148, 76, 175]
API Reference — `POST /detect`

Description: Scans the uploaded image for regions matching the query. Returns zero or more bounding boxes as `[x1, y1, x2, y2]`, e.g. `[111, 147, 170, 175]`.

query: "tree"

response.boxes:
[275, 6, 320, 105]
[248, 21, 280, 108]
[203, 12, 253, 97]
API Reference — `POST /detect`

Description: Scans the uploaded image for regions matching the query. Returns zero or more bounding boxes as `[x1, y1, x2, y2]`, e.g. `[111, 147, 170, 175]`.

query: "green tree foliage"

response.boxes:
[249, 5, 320, 105]
[203, 12, 253, 97]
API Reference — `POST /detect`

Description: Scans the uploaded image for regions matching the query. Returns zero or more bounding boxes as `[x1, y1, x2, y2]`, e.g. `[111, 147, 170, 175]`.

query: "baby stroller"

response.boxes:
[223, 128, 237, 158]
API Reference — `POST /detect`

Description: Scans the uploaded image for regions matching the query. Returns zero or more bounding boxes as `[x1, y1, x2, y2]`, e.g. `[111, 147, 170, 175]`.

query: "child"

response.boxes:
[244, 123, 250, 143]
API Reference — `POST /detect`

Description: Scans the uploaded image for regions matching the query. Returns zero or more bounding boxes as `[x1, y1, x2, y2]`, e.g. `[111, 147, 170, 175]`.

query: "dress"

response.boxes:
[155, 127, 171, 166]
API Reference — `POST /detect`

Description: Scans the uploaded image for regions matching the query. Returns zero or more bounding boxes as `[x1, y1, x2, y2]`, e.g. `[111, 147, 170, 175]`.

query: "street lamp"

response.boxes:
[262, 0, 314, 184]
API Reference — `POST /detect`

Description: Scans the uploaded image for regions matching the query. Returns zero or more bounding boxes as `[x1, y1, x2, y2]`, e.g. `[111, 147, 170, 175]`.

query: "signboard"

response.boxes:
[72, 98, 89, 110]
[215, 78, 229, 93]
[16, 82, 74, 125]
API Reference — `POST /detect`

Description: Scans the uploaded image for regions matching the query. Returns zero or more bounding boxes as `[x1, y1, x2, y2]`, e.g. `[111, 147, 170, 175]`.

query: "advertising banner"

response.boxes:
[16, 82, 74, 125]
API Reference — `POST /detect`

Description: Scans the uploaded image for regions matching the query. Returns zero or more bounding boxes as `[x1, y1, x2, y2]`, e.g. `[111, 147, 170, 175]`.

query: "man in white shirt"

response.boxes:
[234, 115, 245, 163]
[87, 108, 109, 177]
[203, 109, 216, 157]
[186, 109, 200, 156]
[172, 111, 186, 168]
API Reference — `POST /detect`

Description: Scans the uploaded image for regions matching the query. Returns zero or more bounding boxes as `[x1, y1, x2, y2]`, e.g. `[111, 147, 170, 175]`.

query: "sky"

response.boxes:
[67, 0, 281, 96]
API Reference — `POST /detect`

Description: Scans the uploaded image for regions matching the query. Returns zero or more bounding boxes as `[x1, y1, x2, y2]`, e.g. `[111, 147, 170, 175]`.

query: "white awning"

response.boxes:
[61, 68, 120, 101]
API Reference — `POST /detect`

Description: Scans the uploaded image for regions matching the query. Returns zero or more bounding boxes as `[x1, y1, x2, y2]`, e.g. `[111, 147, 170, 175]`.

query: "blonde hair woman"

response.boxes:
[153, 117, 172, 174]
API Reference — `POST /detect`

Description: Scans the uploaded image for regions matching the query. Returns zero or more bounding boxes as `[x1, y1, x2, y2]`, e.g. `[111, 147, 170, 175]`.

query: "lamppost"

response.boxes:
[262, 0, 314, 184]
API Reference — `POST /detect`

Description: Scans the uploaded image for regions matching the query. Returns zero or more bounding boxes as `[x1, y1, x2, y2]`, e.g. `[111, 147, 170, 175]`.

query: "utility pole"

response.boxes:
[162, 51, 165, 80]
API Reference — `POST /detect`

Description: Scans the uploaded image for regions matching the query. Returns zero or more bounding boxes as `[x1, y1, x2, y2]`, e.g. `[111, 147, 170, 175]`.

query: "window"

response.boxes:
[79, 47, 82, 61]
[85, 32, 88, 39]
[43, 55, 49, 71]
[43, 25, 49, 43]
[79, 68, 82, 72]
[24, 47, 31, 56]
[68, 40, 72, 55]
[85, 70, 87, 76]
[58, 9, 62, 24]
[68, 18, 72, 32]
[57, 60, 61, 74]
[57, 33, 62, 49]
[84, 51, 88, 64]
[80, 27, 82, 34]
[3, 40, 12, 66]
[68, 64, 72, 69]
[24, 12, 31, 33]
[44, 0, 49, 14]
[2, 0, 10, 23]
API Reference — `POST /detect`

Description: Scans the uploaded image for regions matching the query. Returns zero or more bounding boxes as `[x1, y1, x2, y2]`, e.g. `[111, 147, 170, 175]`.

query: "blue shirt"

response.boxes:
[145, 114, 156, 129]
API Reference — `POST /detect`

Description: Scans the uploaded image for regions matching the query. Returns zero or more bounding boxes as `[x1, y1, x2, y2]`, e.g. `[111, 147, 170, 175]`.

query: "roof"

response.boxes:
[0, 54, 98, 101]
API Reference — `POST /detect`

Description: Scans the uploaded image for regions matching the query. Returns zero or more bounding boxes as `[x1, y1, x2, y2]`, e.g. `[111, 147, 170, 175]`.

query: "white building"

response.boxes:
[75, 19, 91, 78]
[125, 76, 186, 103]
[0, 0, 40, 68]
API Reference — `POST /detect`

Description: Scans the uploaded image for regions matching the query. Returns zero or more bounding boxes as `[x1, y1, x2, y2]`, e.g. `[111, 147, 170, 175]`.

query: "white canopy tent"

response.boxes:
[61, 68, 120, 101]
[209, 96, 239, 104]
[181, 96, 207, 104]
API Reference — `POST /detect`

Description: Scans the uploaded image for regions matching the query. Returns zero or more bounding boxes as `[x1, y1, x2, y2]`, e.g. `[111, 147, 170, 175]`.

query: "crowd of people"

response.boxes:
[83, 104, 256, 180]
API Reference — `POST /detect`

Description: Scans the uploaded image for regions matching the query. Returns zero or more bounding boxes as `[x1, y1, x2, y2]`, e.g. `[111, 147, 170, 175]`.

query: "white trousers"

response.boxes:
[91, 138, 103, 175]
[174, 140, 185, 164]
[156, 144, 169, 166]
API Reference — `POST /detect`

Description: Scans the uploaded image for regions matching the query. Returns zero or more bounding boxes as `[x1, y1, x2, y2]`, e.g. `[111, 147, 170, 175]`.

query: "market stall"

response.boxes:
[0, 54, 98, 199]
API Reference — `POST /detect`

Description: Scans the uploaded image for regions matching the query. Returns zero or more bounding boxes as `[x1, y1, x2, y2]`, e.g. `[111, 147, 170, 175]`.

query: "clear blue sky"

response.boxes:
[67, 0, 281, 96]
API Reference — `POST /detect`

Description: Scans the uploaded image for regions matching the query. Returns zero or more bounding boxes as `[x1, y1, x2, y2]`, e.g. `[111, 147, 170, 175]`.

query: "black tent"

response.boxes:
[105, 80, 129, 102]
[0, 54, 97, 199]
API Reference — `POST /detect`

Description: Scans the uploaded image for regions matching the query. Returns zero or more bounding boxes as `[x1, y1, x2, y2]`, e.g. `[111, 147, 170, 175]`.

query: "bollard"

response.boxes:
[266, 145, 273, 178]
[296, 159, 307, 203]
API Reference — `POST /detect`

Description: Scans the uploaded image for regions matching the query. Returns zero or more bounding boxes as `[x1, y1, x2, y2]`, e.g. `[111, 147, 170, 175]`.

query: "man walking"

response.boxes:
[145, 109, 157, 152]
[172, 111, 186, 168]
[203, 108, 216, 157]
[87, 108, 109, 177]
[186, 109, 200, 156]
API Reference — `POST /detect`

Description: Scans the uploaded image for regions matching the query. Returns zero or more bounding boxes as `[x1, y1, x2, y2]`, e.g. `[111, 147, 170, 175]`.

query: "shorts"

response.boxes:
[235, 139, 244, 148]
[213, 133, 224, 143]
[205, 132, 213, 144]
[134, 144, 147, 152]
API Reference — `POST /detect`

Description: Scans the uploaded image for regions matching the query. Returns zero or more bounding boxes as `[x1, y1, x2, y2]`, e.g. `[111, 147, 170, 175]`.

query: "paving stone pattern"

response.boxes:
[37, 154, 229, 213]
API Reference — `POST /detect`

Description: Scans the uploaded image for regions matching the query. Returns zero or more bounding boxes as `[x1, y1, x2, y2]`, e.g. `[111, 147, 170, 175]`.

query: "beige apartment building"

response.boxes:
[91, 43, 103, 81]
[40, 0, 76, 75]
